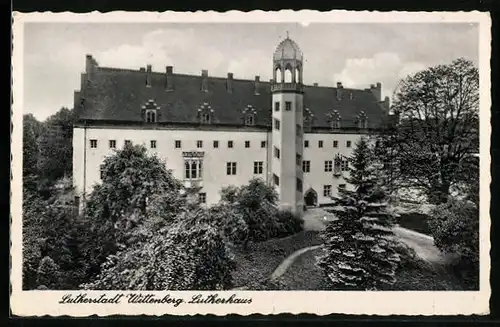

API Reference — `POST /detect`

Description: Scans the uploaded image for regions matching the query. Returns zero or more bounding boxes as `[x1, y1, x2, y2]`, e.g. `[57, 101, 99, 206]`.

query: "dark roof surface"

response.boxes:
[76, 64, 389, 129]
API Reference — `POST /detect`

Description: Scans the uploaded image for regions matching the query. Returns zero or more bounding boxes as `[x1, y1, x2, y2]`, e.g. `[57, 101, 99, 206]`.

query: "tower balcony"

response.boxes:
[271, 83, 304, 93]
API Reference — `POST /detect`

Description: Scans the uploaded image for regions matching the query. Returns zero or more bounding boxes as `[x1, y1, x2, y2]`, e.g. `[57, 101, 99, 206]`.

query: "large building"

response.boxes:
[72, 36, 391, 216]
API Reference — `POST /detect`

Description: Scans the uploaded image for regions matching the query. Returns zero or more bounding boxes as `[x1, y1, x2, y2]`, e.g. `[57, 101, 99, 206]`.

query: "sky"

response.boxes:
[23, 22, 479, 121]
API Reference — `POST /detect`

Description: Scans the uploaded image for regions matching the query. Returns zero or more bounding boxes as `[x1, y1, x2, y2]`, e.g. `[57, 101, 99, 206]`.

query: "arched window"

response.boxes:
[284, 65, 293, 83]
[295, 66, 300, 83]
[201, 112, 211, 124]
[245, 114, 255, 126]
[275, 67, 282, 83]
[146, 110, 157, 123]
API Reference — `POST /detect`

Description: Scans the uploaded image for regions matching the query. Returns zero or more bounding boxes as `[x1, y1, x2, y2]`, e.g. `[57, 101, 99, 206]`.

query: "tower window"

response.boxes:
[296, 178, 303, 192]
[296, 124, 302, 137]
[226, 162, 237, 175]
[302, 160, 310, 173]
[274, 102, 280, 112]
[285, 101, 292, 111]
[175, 140, 182, 149]
[274, 146, 280, 159]
[296, 154, 302, 166]
[273, 174, 280, 186]
[201, 112, 211, 124]
[274, 118, 281, 131]
[90, 139, 98, 148]
[245, 114, 255, 126]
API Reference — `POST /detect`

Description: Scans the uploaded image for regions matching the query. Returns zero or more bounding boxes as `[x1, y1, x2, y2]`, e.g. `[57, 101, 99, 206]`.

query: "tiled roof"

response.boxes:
[76, 60, 390, 130]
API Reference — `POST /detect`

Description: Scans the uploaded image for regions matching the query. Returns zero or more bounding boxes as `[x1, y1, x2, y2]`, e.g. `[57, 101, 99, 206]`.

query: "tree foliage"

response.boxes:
[317, 137, 400, 290]
[376, 58, 479, 204]
[37, 107, 74, 186]
[428, 198, 479, 289]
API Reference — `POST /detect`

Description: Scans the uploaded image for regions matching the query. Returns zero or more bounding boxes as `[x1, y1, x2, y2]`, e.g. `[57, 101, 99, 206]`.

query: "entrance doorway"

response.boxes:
[304, 188, 318, 207]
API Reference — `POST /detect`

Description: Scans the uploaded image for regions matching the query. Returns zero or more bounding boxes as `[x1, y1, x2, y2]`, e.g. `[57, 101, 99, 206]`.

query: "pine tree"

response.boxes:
[317, 137, 400, 290]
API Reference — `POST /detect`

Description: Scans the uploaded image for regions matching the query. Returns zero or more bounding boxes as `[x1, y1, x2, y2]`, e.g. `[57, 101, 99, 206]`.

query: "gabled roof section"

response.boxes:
[75, 56, 389, 129]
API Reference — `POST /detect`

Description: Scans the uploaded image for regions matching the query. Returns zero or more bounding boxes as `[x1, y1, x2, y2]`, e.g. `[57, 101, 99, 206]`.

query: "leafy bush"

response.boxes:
[36, 256, 61, 289]
[428, 199, 479, 289]
[83, 208, 236, 291]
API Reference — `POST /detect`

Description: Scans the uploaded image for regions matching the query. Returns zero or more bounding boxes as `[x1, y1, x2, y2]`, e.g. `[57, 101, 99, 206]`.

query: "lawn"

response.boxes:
[231, 230, 323, 289]
[396, 212, 432, 236]
[275, 247, 465, 291]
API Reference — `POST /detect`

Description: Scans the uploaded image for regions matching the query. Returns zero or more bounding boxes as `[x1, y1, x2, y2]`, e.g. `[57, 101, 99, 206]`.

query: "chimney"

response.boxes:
[145, 64, 152, 87]
[370, 82, 382, 101]
[85, 54, 98, 81]
[254, 75, 260, 95]
[336, 82, 343, 100]
[313, 83, 318, 87]
[166, 66, 173, 91]
[227, 72, 233, 93]
[201, 70, 208, 92]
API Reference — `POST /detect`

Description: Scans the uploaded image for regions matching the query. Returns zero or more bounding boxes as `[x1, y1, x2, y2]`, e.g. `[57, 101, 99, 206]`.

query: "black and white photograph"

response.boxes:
[11, 11, 491, 316]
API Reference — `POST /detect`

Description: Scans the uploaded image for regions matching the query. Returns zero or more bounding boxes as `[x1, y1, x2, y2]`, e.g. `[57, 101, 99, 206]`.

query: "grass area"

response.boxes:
[275, 247, 465, 291]
[231, 230, 322, 289]
[397, 212, 432, 235]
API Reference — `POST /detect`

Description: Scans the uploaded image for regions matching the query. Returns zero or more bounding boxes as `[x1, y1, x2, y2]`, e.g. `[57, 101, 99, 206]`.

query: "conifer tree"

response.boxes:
[317, 137, 400, 290]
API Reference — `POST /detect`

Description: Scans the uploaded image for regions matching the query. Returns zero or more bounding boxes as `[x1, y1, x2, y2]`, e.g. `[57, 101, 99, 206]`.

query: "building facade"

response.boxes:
[72, 37, 391, 216]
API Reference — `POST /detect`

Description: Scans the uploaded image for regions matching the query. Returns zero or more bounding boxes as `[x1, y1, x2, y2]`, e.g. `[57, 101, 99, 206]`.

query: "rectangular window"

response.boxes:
[261, 141, 266, 148]
[274, 118, 280, 131]
[296, 124, 302, 137]
[346, 140, 352, 148]
[296, 178, 303, 192]
[175, 140, 181, 149]
[302, 160, 311, 173]
[274, 146, 280, 159]
[318, 140, 323, 148]
[90, 139, 98, 148]
[273, 174, 280, 186]
[296, 153, 302, 166]
[304, 140, 309, 148]
[213, 140, 219, 148]
[150, 140, 157, 149]
[323, 185, 332, 197]
[109, 140, 116, 149]
[274, 102, 280, 112]
[341, 159, 349, 171]
[285, 101, 292, 111]
[199, 192, 206, 203]
[184, 160, 203, 180]
[228, 140, 234, 148]
[253, 161, 263, 174]
[226, 162, 237, 175]
[197, 140, 203, 148]
[333, 140, 338, 148]
[325, 160, 333, 172]
[245, 141, 251, 148]
[125, 140, 132, 146]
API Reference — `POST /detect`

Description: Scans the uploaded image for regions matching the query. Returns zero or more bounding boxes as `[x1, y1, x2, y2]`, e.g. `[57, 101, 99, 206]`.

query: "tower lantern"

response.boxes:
[270, 34, 305, 216]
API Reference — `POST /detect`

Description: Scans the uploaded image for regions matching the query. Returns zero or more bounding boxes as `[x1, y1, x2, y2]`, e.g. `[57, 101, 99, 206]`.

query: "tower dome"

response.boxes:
[273, 36, 303, 62]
